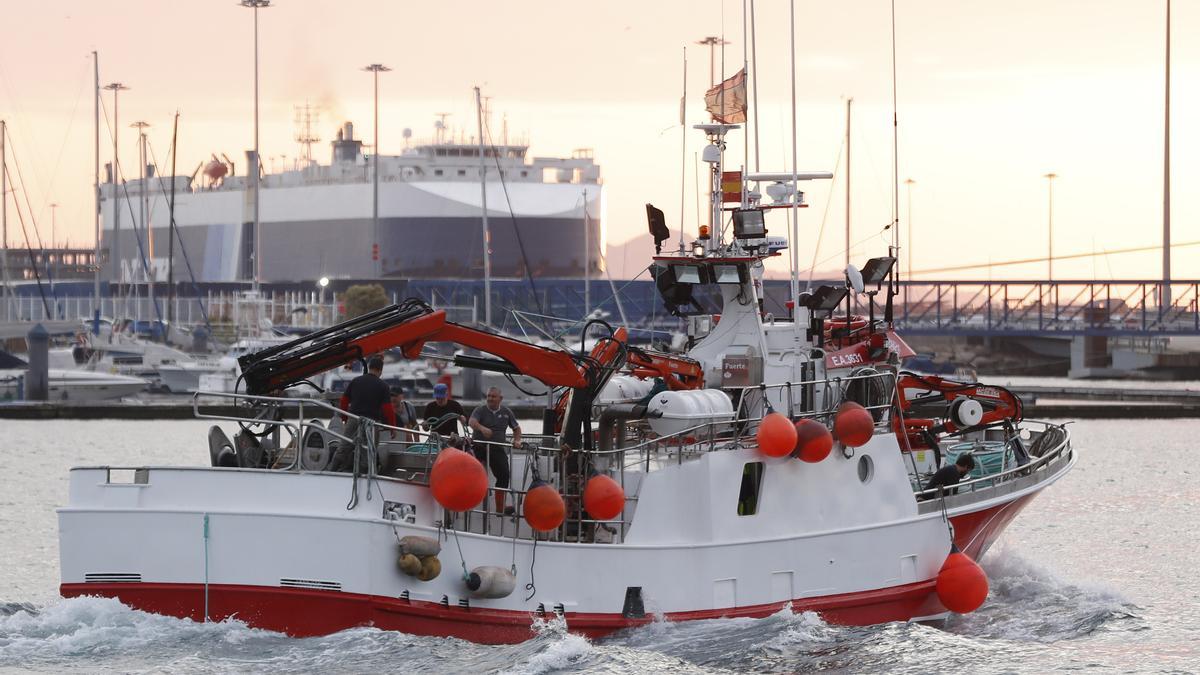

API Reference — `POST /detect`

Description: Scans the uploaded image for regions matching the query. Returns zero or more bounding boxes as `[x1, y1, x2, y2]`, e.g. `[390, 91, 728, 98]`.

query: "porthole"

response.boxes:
[857, 455, 874, 484]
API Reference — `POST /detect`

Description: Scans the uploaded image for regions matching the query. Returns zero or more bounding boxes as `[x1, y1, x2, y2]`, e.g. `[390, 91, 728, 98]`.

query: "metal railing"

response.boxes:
[189, 369, 1057, 545]
[912, 420, 1073, 503]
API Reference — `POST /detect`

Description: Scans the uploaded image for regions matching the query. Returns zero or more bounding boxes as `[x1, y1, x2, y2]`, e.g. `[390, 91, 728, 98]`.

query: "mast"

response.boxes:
[845, 97, 851, 270]
[749, 0, 760, 172]
[679, 47, 687, 252]
[890, 0, 902, 284]
[788, 0, 801, 346]
[1163, 0, 1171, 310]
[104, 83, 128, 315]
[583, 188, 590, 317]
[363, 63, 390, 278]
[742, 0, 749, 187]
[1, 120, 9, 321]
[475, 86, 491, 326]
[92, 52, 101, 334]
[132, 121, 151, 321]
[168, 111, 178, 336]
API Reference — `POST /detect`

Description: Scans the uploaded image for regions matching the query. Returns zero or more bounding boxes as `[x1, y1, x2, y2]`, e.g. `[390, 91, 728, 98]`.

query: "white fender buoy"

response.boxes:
[466, 566, 517, 598]
[398, 535, 441, 558]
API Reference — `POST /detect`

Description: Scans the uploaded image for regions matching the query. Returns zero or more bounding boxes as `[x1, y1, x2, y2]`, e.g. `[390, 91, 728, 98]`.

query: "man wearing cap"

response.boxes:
[331, 355, 395, 473]
[469, 386, 522, 515]
[423, 382, 466, 437]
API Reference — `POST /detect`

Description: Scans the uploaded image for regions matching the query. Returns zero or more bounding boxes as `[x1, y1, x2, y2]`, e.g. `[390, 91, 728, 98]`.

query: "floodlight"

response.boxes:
[860, 256, 897, 287]
[732, 208, 766, 240]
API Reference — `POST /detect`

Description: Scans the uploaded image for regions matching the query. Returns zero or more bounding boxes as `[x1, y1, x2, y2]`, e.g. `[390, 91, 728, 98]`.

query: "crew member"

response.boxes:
[923, 453, 975, 495]
[423, 382, 466, 437]
[331, 355, 395, 473]
[390, 386, 418, 443]
[469, 386, 522, 515]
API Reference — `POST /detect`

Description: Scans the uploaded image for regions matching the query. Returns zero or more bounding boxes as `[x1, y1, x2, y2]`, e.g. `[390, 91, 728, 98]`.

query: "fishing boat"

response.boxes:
[57, 121, 1073, 643]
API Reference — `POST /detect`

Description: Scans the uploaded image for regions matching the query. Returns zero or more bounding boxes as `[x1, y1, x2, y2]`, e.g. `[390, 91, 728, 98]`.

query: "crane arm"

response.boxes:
[238, 299, 587, 395]
[897, 372, 1023, 435]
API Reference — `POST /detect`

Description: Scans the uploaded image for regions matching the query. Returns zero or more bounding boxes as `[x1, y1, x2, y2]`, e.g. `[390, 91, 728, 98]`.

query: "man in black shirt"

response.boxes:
[423, 382, 466, 438]
[923, 453, 976, 495]
[331, 355, 394, 473]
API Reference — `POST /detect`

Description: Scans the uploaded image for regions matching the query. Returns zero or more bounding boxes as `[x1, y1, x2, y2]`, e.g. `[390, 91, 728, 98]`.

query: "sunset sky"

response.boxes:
[0, 0, 1196, 280]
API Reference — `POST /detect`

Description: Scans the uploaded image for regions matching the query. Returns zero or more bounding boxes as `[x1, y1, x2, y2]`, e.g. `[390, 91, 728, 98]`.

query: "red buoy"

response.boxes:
[583, 474, 625, 521]
[523, 480, 566, 532]
[792, 418, 833, 463]
[757, 412, 798, 458]
[833, 401, 874, 447]
[935, 552, 989, 613]
[429, 448, 488, 512]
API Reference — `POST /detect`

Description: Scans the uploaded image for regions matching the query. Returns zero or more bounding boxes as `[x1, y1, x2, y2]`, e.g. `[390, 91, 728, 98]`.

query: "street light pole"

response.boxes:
[103, 83, 129, 289]
[695, 36, 730, 86]
[1044, 172, 1057, 281]
[363, 63, 391, 278]
[241, 0, 270, 292]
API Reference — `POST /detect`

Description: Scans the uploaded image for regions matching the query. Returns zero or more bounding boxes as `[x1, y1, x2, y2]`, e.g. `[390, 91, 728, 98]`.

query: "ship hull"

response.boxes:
[58, 493, 1035, 644]
[100, 180, 602, 282]
[57, 439, 1072, 645]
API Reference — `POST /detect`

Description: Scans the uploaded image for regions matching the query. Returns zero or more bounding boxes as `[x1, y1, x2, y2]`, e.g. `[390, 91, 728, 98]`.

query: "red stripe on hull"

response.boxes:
[61, 579, 940, 644]
[948, 492, 1038, 560]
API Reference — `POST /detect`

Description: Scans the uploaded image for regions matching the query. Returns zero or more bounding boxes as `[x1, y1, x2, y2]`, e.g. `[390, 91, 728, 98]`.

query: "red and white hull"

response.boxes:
[58, 434, 1072, 644]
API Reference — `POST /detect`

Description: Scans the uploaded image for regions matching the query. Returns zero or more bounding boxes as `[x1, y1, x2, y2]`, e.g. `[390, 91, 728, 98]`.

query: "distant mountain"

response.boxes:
[605, 233, 658, 279]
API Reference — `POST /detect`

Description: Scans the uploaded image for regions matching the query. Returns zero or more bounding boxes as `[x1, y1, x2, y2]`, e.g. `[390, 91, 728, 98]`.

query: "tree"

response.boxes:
[343, 284, 389, 319]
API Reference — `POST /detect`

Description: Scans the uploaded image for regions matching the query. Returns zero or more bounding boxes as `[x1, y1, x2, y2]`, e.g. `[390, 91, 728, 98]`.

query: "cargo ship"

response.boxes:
[99, 119, 603, 283]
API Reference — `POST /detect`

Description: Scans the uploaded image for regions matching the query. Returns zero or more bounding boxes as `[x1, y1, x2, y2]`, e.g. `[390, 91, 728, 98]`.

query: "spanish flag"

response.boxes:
[721, 171, 743, 203]
[705, 68, 747, 124]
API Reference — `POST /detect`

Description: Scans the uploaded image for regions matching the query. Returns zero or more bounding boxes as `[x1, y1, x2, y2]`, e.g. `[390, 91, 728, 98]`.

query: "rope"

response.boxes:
[524, 536, 539, 601]
[448, 519, 470, 582]
[202, 512, 210, 622]
[344, 418, 377, 511]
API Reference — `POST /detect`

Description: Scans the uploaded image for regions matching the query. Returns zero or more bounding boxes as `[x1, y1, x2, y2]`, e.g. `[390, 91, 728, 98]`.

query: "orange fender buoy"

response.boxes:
[792, 418, 833, 463]
[935, 551, 989, 613]
[524, 480, 566, 532]
[833, 401, 874, 447]
[429, 447, 488, 512]
[583, 474, 625, 521]
[757, 412, 798, 458]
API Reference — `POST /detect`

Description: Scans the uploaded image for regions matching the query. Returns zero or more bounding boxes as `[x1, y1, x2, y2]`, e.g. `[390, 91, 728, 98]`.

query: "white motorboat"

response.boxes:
[0, 366, 147, 402]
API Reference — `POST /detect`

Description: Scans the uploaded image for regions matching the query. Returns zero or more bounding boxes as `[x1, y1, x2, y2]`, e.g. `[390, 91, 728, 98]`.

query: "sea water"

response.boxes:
[1, 418, 1197, 673]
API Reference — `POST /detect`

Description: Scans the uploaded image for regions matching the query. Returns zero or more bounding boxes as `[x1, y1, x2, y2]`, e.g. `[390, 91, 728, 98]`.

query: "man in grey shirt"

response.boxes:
[469, 386, 522, 514]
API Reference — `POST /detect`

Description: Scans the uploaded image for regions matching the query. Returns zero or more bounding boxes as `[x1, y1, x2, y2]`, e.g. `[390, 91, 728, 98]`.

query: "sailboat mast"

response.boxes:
[1, 120, 9, 321]
[1163, 0, 1171, 309]
[583, 188, 590, 317]
[92, 52, 101, 334]
[168, 111, 178, 335]
[474, 86, 491, 327]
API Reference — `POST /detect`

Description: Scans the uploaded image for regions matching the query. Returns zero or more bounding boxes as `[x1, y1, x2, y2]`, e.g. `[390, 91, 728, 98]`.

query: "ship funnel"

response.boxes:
[343, 121, 354, 141]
